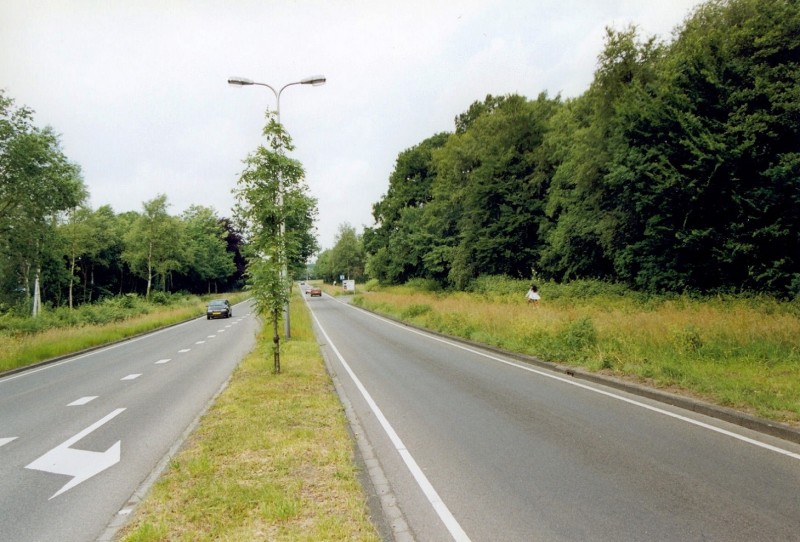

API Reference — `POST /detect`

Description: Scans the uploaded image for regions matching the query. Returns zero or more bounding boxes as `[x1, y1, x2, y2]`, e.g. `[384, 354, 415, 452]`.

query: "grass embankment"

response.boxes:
[352, 278, 800, 426]
[118, 292, 379, 541]
[0, 293, 249, 373]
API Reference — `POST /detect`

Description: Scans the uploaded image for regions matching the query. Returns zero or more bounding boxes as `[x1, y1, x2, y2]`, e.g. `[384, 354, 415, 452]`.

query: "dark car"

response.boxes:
[206, 299, 232, 319]
[308, 287, 322, 297]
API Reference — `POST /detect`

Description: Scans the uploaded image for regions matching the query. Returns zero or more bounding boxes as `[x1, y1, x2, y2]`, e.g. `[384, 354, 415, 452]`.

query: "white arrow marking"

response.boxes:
[0, 437, 17, 448]
[26, 408, 125, 499]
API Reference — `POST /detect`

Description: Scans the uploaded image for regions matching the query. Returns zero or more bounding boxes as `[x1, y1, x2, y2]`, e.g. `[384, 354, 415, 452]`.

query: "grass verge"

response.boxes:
[117, 292, 380, 541]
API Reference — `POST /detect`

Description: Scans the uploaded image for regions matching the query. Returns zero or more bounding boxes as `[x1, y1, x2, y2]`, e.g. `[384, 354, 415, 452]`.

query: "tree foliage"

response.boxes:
[0, 90, 246, 313]
[364, 0, 800, 296]
[233, 112, 319, 369]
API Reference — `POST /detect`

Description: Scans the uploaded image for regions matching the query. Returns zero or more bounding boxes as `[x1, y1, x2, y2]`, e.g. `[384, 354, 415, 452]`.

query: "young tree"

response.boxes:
[233, 112, 318, 372]
[60, 206, 96, 309]
[122, 195, 185, 298]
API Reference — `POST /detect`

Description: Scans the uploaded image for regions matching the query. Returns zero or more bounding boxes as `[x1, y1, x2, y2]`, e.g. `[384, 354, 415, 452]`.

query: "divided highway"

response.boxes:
[0, 302, 259, 542]
[306, 292, 800, 541]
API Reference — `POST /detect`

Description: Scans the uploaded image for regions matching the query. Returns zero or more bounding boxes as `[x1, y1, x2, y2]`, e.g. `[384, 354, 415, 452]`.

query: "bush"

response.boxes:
[362, 279, 381, 292]
[149, 291, 170, 305]
[563, 316, 597, 351]
[405, 278, 443, 292]
[467, 275, 528, 297]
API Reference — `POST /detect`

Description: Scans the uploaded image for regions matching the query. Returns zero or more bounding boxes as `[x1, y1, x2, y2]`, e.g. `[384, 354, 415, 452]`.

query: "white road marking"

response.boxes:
[195, 341, 205, 345]
[178, 349, 191, 353]
[121, 374, 141, 381]
[68, 396, 97, 406]
[26, 408, 125, 499]
[0, 437, 17, 448]
[155, 358, 171, 365]
[0, 315, 214, 384]
[217, 329, 226, 333]
[342, 301, 800, 462]
[309, 309, 472, 542]
[207, 335, 216, 338]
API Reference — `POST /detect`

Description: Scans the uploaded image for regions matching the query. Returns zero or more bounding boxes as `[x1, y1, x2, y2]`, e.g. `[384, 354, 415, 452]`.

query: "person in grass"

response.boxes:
[526, 284, 540, 306]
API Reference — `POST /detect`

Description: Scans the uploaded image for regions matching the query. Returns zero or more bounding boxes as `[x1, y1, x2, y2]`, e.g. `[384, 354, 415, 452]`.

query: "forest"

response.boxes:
[363, 0, 800, 296]
[0, 89, 246, 313]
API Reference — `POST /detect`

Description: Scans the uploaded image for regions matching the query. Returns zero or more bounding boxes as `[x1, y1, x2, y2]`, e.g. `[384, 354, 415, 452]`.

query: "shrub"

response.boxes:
[563, 316, 597, 351]
[405, 278, 443, 292]
[150, 291, 170, 305]
[362, 279, 381, 292]
[467, 275, 528, 297]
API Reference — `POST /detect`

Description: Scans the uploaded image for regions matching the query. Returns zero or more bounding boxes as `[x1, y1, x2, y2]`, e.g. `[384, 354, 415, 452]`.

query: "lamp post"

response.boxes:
[228, 74, 325, 339]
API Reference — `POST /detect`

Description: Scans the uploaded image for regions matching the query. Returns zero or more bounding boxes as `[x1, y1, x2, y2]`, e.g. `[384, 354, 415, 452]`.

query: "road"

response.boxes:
[305, 292, 800, 542]
[0, 301, 259, 542]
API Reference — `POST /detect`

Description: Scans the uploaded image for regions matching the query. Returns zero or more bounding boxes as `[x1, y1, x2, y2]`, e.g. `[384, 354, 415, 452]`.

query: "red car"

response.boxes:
[308, 287, 322, 297]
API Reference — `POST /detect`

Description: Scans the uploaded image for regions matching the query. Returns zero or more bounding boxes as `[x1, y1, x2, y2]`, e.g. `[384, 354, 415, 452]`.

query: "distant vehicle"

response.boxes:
[206, 299, 232, 319]
[308, 287, 322, 297]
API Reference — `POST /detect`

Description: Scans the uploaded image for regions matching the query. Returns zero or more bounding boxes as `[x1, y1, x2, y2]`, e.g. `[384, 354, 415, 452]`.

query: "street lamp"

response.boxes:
[227, 75, 326, 125]
[228, 74, 325, 340]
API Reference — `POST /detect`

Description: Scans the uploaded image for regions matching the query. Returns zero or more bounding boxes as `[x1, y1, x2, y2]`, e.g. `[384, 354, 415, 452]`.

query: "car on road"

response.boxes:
[308, 287, 322, 297]
[206, 299, 232, 319]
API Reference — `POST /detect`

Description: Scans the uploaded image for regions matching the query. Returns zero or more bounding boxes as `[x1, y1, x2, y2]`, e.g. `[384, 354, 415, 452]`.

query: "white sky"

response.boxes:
[1, 0, 701, 250]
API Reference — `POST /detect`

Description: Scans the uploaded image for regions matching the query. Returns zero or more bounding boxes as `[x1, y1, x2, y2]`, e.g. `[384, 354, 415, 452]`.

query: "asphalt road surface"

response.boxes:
[305, 292, 800, 542]
[0, 301, 259, 542]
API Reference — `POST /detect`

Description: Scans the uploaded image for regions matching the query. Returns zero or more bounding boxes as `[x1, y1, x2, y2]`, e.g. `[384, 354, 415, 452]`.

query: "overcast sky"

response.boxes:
[1, 0, 701, 251]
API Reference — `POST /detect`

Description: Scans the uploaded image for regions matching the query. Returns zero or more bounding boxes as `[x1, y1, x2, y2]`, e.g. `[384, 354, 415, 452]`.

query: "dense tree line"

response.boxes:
[1, 90, 244, 313]
[364, 0, 800, 295]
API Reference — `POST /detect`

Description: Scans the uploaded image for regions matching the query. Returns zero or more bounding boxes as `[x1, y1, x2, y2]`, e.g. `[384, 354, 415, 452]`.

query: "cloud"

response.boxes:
[1, 0, 702, 251]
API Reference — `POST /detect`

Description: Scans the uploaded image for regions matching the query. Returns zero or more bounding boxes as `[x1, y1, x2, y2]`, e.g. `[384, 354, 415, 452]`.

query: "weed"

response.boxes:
[402, 303, 432, 319]
[563, 316, 597, 350]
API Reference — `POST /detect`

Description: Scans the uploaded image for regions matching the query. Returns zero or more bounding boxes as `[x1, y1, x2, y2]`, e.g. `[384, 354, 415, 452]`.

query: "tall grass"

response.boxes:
[353, 279, 800, 426]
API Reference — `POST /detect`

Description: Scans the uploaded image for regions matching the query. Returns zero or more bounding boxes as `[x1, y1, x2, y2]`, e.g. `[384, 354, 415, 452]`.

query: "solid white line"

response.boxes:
[68, 396, 98, 406]
[340, 301, 800, 462]
[309, 307, 471, 542]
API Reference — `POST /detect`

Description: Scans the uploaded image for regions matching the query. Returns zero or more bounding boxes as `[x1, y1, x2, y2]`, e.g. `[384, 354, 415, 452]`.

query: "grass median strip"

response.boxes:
[118, 295, 380, 542]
